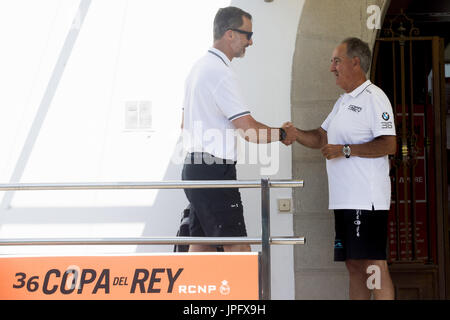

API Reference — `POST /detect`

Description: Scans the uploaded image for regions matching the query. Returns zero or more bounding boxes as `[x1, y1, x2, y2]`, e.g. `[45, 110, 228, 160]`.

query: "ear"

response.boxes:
[225, 29, 234, 40]
[353, 56, 361, 68]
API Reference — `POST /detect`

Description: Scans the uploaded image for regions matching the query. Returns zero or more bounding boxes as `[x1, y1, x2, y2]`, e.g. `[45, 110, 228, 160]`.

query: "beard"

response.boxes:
[238, 46, 246, 58]
[231, 37, 247, 58]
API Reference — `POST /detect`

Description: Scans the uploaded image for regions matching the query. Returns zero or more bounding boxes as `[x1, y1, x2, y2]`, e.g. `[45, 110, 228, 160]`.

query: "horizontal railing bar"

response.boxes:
[270, 236, 307, 245]
[269, 181, 303, 188]
[0, 236, 305, 246]
[0, 180, 303, 191]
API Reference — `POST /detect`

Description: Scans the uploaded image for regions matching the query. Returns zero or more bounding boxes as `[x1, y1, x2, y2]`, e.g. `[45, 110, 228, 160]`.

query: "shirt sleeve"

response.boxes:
[213, 73, 250, 121]
[370, 93, 396, 137]
[321, 98, 340, 131]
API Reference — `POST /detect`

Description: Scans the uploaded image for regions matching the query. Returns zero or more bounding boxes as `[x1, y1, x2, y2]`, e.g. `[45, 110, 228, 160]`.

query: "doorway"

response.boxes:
[371, 3, 449, 299]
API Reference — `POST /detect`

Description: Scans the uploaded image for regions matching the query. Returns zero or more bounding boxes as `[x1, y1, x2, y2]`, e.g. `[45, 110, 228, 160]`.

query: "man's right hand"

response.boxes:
[281, 122, 297, 146]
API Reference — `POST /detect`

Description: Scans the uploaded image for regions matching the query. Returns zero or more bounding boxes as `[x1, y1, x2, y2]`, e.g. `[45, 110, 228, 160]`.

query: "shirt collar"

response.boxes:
[347, 79, 372, 98]
[208, 47, 231, 67]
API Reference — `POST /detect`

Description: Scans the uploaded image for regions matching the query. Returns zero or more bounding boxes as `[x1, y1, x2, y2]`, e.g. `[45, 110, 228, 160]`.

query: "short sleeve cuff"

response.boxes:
[228, 111, 250, 121]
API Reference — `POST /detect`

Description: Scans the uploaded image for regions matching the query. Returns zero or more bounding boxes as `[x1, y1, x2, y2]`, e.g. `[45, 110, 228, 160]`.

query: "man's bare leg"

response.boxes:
[189, 245, 216, 252]
[346, 260, 371, 300]
[369, 260, 395, 300]
[345, 259, 395, 300]
[223, 244, 251, 252]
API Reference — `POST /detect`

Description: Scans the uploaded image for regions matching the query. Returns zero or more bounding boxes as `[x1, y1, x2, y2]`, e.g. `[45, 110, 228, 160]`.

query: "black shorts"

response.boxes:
[333, 209, 389, 261]
[181, 152, 247, 237]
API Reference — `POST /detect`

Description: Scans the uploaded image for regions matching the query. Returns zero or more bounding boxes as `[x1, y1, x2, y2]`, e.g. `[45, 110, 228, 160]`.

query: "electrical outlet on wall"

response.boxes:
[277, 198, 291, 213]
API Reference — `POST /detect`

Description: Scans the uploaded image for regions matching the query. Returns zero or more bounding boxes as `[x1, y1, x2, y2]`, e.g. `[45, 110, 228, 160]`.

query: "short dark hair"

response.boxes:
[341, 37, 372, 73]
[213, 6, 252, 41]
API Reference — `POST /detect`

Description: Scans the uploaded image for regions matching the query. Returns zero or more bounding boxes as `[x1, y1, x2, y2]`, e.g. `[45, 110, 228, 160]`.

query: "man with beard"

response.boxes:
[181, 6, 296, 252]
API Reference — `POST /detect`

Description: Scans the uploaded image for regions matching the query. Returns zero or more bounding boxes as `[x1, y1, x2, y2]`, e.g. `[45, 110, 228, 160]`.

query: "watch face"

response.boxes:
[343, 145, 351, 157]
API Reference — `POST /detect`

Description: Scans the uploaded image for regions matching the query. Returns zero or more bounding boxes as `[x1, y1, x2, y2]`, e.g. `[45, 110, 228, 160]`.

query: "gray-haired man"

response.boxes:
[287, 38, 396, 299]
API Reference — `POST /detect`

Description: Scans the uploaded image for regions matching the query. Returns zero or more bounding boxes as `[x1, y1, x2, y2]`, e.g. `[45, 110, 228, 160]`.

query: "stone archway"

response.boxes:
[290, 0, 390, 299]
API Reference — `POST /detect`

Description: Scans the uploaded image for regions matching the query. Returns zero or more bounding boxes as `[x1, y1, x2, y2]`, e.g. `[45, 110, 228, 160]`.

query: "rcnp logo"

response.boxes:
[178, 280, 231, 296]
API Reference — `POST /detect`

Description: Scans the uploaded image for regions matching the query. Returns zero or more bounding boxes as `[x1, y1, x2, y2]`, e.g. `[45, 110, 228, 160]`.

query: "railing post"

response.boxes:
[260, 178, 271, 300]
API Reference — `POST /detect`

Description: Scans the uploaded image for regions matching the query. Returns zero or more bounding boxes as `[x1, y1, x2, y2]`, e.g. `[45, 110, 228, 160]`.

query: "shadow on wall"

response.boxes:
[0, 144, 189, 255]
[135, 150, 188, 253]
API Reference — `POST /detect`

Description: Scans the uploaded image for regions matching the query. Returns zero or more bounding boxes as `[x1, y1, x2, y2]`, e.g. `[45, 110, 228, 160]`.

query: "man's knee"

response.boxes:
[345, 259, 367, 275]
[365, 260, 389, 272]
[346, 259, 390, 277]
[189, 245, 216, 252]
[223, 244, 251, 252]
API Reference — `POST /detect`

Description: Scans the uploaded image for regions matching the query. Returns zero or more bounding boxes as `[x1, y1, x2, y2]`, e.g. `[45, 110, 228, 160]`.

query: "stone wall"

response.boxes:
[291, 0, 390, 299]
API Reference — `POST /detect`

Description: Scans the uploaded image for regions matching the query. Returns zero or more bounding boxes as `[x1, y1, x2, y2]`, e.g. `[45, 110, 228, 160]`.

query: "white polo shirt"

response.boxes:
[321, 80, 396, 210]
[182, 48, 250, 161]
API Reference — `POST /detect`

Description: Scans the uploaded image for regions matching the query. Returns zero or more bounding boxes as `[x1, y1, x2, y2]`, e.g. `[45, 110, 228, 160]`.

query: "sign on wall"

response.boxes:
[0, 253, 259, 300]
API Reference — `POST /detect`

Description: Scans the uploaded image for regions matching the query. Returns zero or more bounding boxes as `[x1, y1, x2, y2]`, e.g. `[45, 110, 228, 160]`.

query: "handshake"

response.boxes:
[280, 122, 297, 146]
[278, 122, 355, 160]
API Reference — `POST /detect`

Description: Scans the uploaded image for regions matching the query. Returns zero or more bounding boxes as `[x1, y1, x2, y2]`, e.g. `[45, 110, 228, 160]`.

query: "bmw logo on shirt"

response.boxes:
[382, 112, 390, 121]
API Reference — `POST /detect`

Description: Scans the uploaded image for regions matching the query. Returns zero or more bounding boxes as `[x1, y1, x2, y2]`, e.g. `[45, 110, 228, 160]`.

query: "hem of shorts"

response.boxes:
[185, 150, 237, 163]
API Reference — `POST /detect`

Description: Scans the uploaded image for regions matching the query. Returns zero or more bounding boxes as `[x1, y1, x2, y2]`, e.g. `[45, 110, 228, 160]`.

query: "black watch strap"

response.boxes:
[279, 128, 287, 141]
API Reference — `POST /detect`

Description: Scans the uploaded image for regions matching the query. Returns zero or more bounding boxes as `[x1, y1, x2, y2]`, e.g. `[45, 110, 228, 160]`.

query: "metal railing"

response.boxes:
[0, 179, 305, 300]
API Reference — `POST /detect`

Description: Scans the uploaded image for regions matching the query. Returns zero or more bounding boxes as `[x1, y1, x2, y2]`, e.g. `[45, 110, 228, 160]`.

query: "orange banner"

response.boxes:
[0, 253, 259, 300]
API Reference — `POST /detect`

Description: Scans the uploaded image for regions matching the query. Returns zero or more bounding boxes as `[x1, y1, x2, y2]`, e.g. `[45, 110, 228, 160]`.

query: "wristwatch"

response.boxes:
[343, 144, 351, 158]
[279, 128, 287, 141]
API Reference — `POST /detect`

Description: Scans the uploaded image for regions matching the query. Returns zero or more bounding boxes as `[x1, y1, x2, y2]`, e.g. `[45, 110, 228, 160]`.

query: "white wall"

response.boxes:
[0, 0, 229, 254]
[0, 0, 305, 299]
[230, 0, 305, 299]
